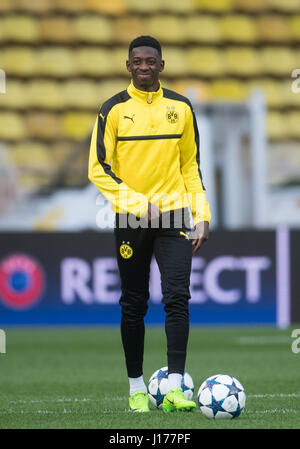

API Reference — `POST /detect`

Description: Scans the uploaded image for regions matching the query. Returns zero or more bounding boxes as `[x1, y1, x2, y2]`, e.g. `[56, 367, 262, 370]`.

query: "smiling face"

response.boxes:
[126, 46, 165, 92]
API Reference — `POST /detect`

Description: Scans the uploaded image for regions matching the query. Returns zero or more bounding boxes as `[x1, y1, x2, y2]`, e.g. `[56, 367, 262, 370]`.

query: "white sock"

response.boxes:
[168, 373, 183, 392]
[129, 375, 147, 397]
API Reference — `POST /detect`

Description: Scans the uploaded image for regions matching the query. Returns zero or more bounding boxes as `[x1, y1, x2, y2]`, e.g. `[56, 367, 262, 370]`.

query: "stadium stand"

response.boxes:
[224, 47, 261, 76]
[39, 17, 75, 43]
[187, 48, 225, 77]
[210, 79, 249, 101]
[184, 16, 222, 43]
[220, 15, 258, 43]
[290, 15, 300, 40]
[0, 0, 299, 193]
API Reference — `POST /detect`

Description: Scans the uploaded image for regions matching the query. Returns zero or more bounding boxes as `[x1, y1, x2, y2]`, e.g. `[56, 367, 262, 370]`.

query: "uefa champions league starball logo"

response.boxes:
[0, 253, 45, 310]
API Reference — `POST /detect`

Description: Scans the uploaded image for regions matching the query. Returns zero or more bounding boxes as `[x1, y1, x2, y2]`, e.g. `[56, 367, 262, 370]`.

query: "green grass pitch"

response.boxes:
[0, 326, 299, 429]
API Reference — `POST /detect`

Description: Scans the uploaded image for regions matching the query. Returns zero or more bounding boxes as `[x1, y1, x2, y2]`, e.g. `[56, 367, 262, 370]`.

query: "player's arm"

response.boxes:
[88, 106, 149, 218]
[179, 102, 211, 252]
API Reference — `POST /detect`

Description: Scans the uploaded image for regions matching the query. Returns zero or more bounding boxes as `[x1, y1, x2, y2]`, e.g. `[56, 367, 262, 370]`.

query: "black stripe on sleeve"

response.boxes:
[96, 90, 130, 184]
[191, 107, 205, 190]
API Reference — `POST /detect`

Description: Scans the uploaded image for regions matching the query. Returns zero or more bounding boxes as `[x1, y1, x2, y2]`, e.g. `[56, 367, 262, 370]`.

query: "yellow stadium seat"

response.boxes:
[73, 15, 113, 43]
[53, 0, 86, 12]
[0, 80, 28, 109]
[10, 142, 52, 168]
[267, 112, 287, 140]
[210, 79, 249, 101]
[286, 112, 300, 139]
[295, 50, 300, 73]
[256, 15, 291, 42]
[25, 112, 62, 139]
[14, 0, 53, 12]
[172, 79, 211, 102]
[248, 79, 285, 108]
[224, 47, 261, 76]
[159, 78, 174, 90]
[187, 48, 224, 77]
[2, 15, 39, 42]
[18, 173, 52, 190]
[39, 17, 75, 43]
[260, 47, 295, 76]
[94, 79, 129, 104]
[75, 48, 112, 76]
[2, 47, 37, 76]
[112, 47, 130, 75]
[283, 79, 300, 107]
[146, 15, 186, 43]
[221, 15, 257, 43]
[124, 0, 162, 13]
[112, 17, 146, 43]
[161, 0, 195, 12]
[27, 80, 63, 109]
[37, 48, 76, 77]
[0, 113, 26, 140]
[194, 0, 233, 11]
[185, 16, 221, 43]
[62, 112, 95, 140]
[61, 80, 99, 109]
[0, 0, 14, 12]
[290, 16, 300, 41]
[50, 141, 73, 165]
[232, 0, 266, 11]
[268, 0, 300, 12]
[87, 0, 126, 14]
[161, 48, 187, 76]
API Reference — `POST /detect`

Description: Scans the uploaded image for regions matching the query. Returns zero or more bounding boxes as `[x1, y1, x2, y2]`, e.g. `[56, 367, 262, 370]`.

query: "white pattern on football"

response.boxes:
[148, 366, 194, 409]
[197, 374, 246, 419]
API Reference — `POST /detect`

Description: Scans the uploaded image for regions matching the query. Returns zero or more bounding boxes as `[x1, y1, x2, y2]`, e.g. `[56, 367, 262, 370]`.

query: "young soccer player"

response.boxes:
[89, 36, 210, 412]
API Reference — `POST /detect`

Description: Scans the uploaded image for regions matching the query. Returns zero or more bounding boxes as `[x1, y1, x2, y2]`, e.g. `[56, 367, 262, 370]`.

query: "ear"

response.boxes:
[126, 59, 131, 73]
[159, 59, 165, 73]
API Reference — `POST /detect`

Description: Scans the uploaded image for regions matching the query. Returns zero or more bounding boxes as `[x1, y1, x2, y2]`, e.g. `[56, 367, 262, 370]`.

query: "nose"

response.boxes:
[139, 60, 149, 71]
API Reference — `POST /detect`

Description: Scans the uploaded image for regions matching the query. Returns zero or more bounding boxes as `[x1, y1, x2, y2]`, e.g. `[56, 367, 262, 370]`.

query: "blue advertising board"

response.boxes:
[0, 229, 292, 326]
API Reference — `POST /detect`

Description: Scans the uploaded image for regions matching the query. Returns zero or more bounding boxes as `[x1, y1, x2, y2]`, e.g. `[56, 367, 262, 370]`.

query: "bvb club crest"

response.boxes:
[166, 106, 179, 124]
[120, 241, 133, 259]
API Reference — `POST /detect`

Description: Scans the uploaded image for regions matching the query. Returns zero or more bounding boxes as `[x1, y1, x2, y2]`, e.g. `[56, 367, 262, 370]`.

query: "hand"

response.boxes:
[146, 202, 161, 221]
[191, 221, 209, 255]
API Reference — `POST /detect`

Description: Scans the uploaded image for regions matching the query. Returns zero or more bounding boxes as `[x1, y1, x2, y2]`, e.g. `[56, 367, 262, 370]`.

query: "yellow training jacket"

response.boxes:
[88, 80, 211, 226]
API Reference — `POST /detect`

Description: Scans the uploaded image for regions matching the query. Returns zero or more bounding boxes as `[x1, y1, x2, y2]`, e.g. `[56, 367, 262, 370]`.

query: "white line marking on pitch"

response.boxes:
[249, 393, 300, 398]
[246, 409, 298, 414]
[8, 396, 127, 405]
[235, 336, 291, 345]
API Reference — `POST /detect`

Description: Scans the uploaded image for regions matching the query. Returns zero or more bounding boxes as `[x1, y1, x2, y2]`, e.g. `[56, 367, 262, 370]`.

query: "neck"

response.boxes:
[132, 79, 160, 92]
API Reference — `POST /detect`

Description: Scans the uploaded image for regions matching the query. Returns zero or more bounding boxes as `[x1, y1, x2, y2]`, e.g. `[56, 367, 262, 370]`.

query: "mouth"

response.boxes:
[137, 73, 152, 79]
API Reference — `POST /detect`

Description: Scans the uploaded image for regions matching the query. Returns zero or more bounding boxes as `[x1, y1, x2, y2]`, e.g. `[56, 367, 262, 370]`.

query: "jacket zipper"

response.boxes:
[147, 93, 155, 129]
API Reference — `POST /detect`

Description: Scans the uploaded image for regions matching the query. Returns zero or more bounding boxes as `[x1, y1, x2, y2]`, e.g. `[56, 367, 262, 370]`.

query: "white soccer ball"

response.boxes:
[148, 366, 194, 409]
[197, 374, 246, 419]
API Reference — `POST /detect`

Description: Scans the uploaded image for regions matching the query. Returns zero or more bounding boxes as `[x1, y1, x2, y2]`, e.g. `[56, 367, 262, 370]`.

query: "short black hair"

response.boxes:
[128, 35, 162, 57]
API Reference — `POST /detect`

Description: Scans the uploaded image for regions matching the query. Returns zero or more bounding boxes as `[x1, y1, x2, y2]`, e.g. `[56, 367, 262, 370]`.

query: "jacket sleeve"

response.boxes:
[179, 103, 211, 226]
[88, 106, 148, 218]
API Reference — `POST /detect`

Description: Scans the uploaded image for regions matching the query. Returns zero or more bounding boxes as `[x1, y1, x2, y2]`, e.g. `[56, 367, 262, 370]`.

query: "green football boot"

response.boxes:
[162, 387, 196, 412]
[129, 390, 150, 412]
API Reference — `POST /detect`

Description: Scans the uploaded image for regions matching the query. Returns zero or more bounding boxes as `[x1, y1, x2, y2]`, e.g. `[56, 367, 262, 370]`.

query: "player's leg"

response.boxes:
[154, 209, 196, 411]
[114, 213, 154, 411]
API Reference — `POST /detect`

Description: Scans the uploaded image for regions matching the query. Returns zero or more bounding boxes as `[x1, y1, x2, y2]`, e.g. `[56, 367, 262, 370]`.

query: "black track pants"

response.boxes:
[114, 208, 193, 378]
